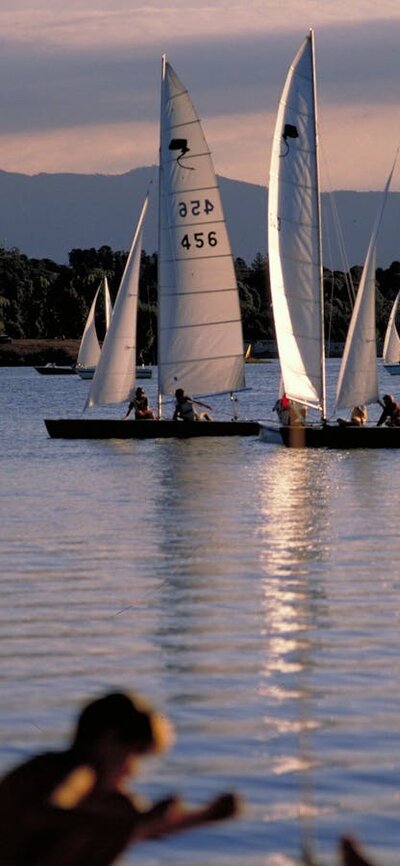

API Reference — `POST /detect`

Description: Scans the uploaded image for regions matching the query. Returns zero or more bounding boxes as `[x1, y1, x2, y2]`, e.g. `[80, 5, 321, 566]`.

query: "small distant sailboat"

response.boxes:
[76, 277, 152, 380]
[44, 57, 258, 439]
[382, 291, 400, 375]
[35, 362, 76, 375]
[260, 30, 399, 448]
[75, 277, 113, 379]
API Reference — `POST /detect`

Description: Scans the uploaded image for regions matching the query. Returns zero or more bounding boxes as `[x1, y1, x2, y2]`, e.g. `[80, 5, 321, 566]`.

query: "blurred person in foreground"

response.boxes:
[340, 836, 380, 866]
[0, 691, 240, 866]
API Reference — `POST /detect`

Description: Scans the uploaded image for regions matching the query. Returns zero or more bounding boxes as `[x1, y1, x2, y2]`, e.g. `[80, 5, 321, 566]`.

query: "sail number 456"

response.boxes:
[181, 231, 217, 250]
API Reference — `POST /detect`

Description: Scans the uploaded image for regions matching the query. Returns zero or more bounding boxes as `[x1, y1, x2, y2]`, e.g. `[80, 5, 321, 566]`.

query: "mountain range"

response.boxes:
[0, 166, 399, 270]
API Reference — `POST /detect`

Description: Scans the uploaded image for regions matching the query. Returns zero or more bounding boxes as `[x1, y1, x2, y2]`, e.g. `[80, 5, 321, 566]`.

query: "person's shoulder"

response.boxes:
[0, 750, 72, 789]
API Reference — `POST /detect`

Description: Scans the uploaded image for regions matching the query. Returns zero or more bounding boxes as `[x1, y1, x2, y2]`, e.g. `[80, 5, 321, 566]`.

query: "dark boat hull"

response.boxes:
[261, 423, 400, 449]
[44, 418, 260, 439]
[36, 366, 76, 376]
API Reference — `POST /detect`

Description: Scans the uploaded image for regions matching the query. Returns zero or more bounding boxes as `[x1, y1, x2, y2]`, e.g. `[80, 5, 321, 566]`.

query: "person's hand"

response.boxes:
[205, 792, 241, 821]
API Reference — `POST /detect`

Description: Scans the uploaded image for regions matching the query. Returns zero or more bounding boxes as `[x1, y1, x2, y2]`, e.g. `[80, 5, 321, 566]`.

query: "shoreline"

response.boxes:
[0, 339, 80, 367]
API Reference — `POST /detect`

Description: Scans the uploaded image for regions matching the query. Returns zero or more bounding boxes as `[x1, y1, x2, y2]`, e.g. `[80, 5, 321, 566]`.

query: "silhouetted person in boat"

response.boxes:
[173, 388, 213, 421]
[337, 405, 368, 427]
[273, 394, 306, 426]
[0, 691, 240, 866]
[376, 393, 400, 426]
[124, 387, 154, 420]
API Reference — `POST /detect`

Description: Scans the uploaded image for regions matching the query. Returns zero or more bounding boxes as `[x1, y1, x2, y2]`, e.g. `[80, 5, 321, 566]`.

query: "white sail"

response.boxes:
[76, 283, 102, 369]
[336, 162, 395, 410]
[76, 277, 113, 370]
[158, 57, 245, 399]
[268, 31, 325, 414]
[104, 276, 113, 331]
[86, 198, 148, 407]
[383, 291, 400, 365]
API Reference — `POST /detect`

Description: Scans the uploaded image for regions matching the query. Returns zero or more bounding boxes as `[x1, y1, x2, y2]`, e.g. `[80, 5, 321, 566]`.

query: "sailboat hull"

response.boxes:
[44, 418, 260, 439]
[35, 365, 76, 375]
[260, 423, 400, 449]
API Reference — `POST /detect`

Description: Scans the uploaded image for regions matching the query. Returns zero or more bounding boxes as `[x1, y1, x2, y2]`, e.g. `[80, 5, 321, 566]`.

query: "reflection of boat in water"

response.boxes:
[260, 30, 398, 449]
[45, 57, 259, 440]
[35, 363, 76, 376]
[382, 291, 400, 375]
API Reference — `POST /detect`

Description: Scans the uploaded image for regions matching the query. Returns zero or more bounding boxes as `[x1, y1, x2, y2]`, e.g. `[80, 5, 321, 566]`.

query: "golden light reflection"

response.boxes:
[256, 449, 333, 854]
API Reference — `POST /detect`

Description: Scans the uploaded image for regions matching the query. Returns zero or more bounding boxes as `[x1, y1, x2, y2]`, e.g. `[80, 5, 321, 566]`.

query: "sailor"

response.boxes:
[376, 394, 400, 426]
[124, 387, 154, 420]
[273, 394, 306, 426]
[173, 388, 213, 422]
[337, 405, 368, 427]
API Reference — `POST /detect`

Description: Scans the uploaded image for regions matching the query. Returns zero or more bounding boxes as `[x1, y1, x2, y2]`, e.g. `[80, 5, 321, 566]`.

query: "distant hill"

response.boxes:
[0, 166, 399, 269]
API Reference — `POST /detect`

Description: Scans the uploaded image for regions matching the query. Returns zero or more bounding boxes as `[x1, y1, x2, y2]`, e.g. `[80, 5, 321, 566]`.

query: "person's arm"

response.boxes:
[123, 402, 134, 419]
[134, 792, 240, 842]
[193, 399, 213, 411]
[376, 408, 387, 426]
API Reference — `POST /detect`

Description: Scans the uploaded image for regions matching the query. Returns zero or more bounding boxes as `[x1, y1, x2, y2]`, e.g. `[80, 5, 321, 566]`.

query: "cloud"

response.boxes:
[0, 3, 399, 187]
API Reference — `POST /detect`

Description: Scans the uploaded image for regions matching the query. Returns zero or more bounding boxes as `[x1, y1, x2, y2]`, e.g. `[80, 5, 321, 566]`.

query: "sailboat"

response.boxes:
[382, 292, 400, 374]
[44, 57, 258, 439]
[75, 277, 152, 381]
[260, 30, 400, 448]
[75, 277, 113, 379]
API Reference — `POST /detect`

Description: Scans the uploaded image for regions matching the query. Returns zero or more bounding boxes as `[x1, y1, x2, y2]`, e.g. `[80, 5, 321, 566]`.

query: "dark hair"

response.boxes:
[175, 388, 184, 398]
[73, 692, 154, 752]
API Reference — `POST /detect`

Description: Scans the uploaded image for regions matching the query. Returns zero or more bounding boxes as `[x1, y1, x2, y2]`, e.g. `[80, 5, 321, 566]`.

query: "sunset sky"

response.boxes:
[1, 0, 400, 190]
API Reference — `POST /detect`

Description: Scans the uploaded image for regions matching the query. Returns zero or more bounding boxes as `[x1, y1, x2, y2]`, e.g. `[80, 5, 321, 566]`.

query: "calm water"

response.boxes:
[1, 362, 400, 866]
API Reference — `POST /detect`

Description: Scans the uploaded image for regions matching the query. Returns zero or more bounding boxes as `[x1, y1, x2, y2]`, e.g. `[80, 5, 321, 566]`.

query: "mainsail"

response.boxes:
[158, 57, 245, 401]
[383, 291, 400, 366]
[268, 31, 325, 415]
[86, 198, 148, 407]
[336, 162, 395, 410]
[77, 277, 112, 370]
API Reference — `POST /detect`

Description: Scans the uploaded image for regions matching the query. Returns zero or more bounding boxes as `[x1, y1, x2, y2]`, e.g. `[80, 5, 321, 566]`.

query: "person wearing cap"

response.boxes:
[124, 387, 154, 420]
[0, 691, 240, 866]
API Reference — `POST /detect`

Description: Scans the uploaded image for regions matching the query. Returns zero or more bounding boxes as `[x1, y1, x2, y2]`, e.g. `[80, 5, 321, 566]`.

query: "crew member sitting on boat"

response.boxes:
[173, 388, 213, 422]
[273, 394, 306, 426]
[124, 387, 154, 420]
[376, 393, 400, 427]
[337, 405, 368, 427]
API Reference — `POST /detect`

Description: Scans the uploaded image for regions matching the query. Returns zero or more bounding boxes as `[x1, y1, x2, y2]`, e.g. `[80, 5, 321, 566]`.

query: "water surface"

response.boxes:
[1, 363, 400, 865]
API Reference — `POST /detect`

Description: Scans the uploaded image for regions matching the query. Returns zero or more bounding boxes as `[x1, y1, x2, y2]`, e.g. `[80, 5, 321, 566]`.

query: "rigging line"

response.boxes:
[318, 138, 356, 307]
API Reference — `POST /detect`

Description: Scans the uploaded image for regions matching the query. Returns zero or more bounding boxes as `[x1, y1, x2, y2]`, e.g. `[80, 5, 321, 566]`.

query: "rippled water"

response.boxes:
[1, 363, 400, 865]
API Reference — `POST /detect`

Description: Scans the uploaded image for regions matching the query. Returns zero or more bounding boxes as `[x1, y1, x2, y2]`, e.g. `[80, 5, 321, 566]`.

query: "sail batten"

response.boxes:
[158, 59, 245, 398]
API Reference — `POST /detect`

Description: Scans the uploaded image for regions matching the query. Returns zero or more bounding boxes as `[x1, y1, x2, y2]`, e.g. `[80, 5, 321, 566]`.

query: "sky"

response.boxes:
[0, 0, 400, 190]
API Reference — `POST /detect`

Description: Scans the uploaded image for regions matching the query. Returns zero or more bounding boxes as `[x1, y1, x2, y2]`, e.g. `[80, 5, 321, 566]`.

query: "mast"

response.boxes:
[310, 29, 326, 423]
[157, 54, 167, 421]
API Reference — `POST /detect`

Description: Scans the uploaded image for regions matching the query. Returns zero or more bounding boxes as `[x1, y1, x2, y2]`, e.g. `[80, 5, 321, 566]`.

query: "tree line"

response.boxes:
[0, 244, 399, 358]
